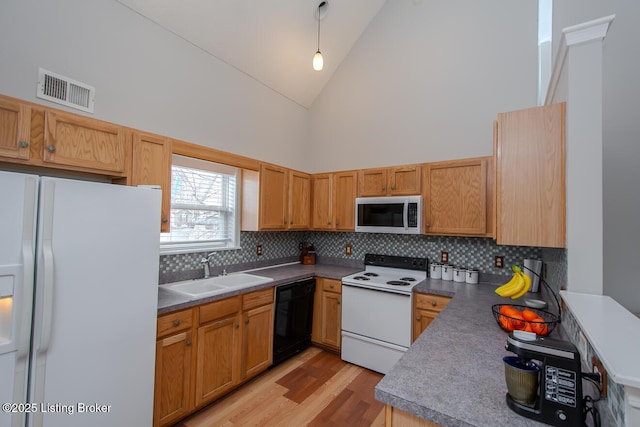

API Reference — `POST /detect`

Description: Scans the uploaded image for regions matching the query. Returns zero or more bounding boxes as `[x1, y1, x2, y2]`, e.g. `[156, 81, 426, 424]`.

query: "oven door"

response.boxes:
[341, 283, 412, 348]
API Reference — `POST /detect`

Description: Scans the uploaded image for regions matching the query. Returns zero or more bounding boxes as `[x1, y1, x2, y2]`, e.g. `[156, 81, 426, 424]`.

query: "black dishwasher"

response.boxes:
[272, 278, 316, 366]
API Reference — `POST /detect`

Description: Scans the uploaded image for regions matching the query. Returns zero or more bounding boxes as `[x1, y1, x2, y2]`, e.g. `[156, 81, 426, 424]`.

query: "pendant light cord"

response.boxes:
[316, 4, 321, 52]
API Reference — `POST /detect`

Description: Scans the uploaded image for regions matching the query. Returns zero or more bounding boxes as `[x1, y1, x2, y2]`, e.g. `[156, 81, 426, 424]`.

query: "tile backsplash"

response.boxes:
[160, 231, 566, 286]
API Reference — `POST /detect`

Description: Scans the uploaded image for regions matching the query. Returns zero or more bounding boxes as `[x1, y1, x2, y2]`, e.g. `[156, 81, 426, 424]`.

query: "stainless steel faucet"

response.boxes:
[200, 252, 227, 278]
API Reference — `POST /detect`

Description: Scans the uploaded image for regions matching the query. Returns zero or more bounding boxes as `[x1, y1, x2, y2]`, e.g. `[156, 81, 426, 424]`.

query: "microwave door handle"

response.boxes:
[404, 202, 409, 231]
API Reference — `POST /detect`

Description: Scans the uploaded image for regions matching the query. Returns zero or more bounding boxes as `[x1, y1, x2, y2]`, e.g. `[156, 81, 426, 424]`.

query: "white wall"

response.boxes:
[306, 0, 538, 173]
[0, 0, 308, 171]
[554, 1, 640, 313]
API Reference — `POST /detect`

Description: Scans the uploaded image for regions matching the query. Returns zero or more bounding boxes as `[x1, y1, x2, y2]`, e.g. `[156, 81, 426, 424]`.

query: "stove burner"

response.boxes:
[399, 277, 416, 282]
[353, 276, 370, 281]
[363, 272, 379, 277]
[386, 280, 410, 286]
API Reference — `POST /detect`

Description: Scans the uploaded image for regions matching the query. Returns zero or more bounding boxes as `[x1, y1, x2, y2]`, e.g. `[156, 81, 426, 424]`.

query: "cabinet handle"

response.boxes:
[425, 223, 430, 227]
[173, 320, 180, 327]
[290, 220, 293, 225]
[416, 316, 421, 321]
[328, 221, 332, 225]
[382, 185, 386, 191]
[329, 284, 334, 288]
[235, 323, 239, 329]
[431, 301, 437, 307]
[337, 299, 341, 305]
[335, 221, 339, 226]
[161, 218, 169, 224]
[186, 339, 192, 346]
[245, 319, 249, 325]
[391, 185, 396, 190]
[46, 145, 56, 153]
[19, 141, 29, 148]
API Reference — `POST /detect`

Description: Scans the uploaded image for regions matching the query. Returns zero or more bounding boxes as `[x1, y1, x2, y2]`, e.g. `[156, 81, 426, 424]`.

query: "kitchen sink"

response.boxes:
[159, 273, 274, 299]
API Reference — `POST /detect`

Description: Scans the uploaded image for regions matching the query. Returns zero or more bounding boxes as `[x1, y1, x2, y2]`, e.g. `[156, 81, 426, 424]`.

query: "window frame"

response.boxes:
[159, 154, 241, 255]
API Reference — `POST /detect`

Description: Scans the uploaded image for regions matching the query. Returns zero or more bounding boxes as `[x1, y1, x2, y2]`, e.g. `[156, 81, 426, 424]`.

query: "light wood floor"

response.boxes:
[175, 347, 386, 427]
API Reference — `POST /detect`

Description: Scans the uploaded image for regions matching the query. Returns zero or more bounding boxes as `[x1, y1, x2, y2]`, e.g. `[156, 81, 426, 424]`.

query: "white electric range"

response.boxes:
[341, 254, 428, 374]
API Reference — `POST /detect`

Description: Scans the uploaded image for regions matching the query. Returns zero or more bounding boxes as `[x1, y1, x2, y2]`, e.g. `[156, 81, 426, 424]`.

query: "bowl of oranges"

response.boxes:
[491, 304, 558, 336]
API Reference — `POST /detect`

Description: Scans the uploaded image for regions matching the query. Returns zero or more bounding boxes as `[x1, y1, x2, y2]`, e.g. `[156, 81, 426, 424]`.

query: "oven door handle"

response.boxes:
[341, 281, 412, 296]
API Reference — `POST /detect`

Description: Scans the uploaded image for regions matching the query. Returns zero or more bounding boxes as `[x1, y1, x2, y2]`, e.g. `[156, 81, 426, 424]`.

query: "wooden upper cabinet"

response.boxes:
[388, 165, 421, 195]
[423, 157, 490, 236]
[130, 132, 172, 232]
[312, 171, 357, 231]
[358, 165, 421, 197]
[288, 170, 311, 229]
[0, 97, 31, 160]
[43, 110, 126, 175]
[312, 173, 333, 229]
[259, 163, 289, 229]
[358, 168, 388, 197]
[334, 171, 357, 230]
[496, 103, 566, 248]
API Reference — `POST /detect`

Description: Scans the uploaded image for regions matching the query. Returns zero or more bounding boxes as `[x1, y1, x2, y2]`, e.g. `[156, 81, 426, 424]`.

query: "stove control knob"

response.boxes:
[556, 410, 567, 422]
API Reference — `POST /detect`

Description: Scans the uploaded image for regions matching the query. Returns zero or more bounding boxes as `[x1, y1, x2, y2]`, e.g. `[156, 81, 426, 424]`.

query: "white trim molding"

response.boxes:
[545, 15, 615, 105]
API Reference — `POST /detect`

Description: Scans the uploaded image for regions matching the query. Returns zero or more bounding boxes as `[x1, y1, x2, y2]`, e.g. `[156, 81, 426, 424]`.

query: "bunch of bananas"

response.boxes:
[495, 265, 531, 299]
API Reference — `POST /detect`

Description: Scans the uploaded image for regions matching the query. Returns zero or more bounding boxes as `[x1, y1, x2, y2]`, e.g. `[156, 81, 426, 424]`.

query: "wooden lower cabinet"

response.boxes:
[154, 288, 274, 427]
[412, 293, 451, 342]
[386, 405, 440, 427]
[153, 309, 194, 427]
[311, 278, 342, 351]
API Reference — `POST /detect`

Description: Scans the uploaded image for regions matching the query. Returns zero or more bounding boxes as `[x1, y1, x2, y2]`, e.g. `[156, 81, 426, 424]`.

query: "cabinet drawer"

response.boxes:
[414, 293, 451, 312]
[157, 309, 193, 338]
[242, 288, 274, 311]
[322, 279, 341, 293]
[199, 296, 241, 325]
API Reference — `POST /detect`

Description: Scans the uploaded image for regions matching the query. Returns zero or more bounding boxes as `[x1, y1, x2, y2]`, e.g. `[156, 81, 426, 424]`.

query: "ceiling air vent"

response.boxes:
[37, 68, 95, 113]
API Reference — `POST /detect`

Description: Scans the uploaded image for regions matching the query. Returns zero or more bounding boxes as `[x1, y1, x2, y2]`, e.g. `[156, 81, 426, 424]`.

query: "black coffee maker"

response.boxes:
[505, 333, 584, 426]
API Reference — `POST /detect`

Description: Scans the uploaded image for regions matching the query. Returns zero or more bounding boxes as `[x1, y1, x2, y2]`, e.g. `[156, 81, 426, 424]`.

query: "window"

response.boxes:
[160, 155, 240, 254]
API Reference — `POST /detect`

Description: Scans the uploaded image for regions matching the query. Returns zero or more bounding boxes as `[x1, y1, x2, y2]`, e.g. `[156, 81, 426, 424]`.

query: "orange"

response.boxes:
[531, 321, 549, 336]
[501, 305, 521, 317]
[509, 313, 525, 330]
[499, 315, 514, 331]
[523, 322, 534, 333]
[522, 309, 539, 321]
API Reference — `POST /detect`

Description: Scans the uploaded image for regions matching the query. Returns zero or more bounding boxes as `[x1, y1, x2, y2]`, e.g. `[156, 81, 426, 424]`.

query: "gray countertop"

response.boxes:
[157, 262, 361, 315]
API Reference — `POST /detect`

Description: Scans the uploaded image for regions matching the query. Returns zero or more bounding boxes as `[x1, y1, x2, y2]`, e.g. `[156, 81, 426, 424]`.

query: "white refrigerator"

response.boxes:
[0, 171, 161, 427]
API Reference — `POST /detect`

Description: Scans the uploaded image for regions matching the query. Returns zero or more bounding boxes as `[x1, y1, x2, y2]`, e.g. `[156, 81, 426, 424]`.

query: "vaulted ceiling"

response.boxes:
[117, 0, 388, 108]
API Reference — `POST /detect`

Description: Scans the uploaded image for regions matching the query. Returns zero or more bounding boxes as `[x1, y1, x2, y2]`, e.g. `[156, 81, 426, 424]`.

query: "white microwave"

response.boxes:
[355, 196, 422, 234]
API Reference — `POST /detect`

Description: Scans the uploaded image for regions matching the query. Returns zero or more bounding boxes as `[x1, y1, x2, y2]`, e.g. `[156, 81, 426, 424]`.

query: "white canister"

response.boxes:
[453, 266, 466, 283]
[441, 264, 453, 281]
[466, 269, 479, 284]
[430, 262, 442, 279]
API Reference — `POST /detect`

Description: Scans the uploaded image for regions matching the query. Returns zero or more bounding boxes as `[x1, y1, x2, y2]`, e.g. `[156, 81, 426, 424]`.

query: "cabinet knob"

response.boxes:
[382, 185, 386, 191]
[416, 316, 421, 321]
[337, 299, 341, 305]
[46, 145, 56, 153]
[161, 217, 169, 223]
[290, 220, 293, 225]
[186, 339, 192, 346]
[431, 301, 437, 307]
[235, 323, 239, 329]
[391, 185, 396, 190]
[329, 284, 334, 288]
[19, 141, 29, 148]
[425, 223, 430, 227]
[173, 320, 180, 327]
[335, 221, 339, 226]
[245, 319, 249, 325]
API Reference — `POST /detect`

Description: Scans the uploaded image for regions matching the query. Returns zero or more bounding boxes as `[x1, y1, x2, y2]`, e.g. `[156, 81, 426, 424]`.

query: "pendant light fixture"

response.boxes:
[313, 1, 328, 71]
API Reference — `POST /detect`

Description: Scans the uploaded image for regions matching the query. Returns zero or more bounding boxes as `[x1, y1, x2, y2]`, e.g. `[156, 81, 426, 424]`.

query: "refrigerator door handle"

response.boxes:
[39, 181, 55, 354]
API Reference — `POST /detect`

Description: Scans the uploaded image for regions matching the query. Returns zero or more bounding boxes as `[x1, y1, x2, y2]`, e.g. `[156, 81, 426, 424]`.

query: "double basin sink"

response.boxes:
[159, 273, 274, 300]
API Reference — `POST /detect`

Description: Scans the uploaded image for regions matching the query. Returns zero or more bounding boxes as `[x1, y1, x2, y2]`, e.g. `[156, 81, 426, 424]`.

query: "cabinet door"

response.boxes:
[241, 303, 274, 380]
[389, 165, 421, 195]
[334, 171, 357, 230]
[195, 315, 240, 406]
[43, 110, 126, 174]
[496, 103, 565, 247]
[423, 158, 487, 236]
[321, 289, 342, 350]
[154, 331, 193, 427]
[259, 163, 288, 229]
[288, 170, 311, 229]
[412, 309, 437, 342]
[312, 174, 333, 229]
[130, 132, 172, 232]
[358, 168, 387, 197]
[0, 97, 31, 160]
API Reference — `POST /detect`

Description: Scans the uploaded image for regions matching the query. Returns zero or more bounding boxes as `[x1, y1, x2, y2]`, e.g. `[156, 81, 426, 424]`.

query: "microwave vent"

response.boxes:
[37, 68, 95, 113]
